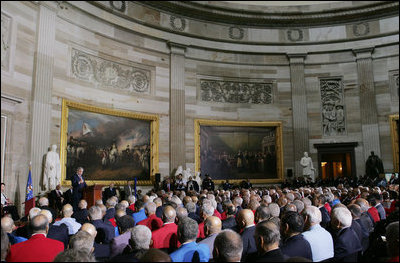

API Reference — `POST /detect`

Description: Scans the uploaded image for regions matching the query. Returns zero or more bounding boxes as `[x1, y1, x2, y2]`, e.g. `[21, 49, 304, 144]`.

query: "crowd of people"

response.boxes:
[1, 174, 399, 262]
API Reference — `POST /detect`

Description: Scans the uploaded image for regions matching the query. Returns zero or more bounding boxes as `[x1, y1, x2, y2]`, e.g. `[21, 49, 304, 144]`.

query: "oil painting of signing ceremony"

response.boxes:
[1, 1, 399, 263]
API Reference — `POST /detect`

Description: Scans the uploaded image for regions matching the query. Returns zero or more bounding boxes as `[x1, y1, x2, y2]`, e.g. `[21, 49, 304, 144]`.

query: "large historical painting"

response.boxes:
[195, 120, 283, 184]
[60, 100, 159, 186]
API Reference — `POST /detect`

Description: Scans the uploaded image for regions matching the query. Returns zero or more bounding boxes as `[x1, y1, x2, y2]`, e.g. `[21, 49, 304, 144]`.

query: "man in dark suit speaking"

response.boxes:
[71, 167, 87, 212]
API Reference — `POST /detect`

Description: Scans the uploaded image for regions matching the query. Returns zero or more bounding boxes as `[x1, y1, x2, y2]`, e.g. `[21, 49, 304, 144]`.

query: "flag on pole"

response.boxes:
[134, 177, 137, 198]
[24, 163, 35, 216]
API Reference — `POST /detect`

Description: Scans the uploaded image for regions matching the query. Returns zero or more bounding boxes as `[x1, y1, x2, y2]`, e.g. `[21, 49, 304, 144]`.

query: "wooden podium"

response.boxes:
[83, 185, 103, 207]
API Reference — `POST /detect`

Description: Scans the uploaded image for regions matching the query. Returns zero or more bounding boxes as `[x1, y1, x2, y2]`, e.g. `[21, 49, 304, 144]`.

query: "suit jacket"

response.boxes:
[104, 207, 116, 221]
[72, 208, 89, 224]
[124, 185, 134, 198]
[6, 234, 64, 262]
[162, 181, 174, 192]
[15, 223, 32, 239]
[49, 189, 63, 211]
[7, 233, 27, 245]
[375, 203, 386, 220]
[94, 242, 111, 260]
[186, 180, 200, 192]
[151, 222, 179, 251]
[188, 212, 202, 223]
[280, 234, 312, 260]
[241, 226, 257, 261]
[155, 206, 163, 219]
[198, 233, 218, 260]
[247, 248, 286, 262]
[169, 241, 210, 262]
[354, 218, 369, 252]
[132, 209, 147, 226]
[333, 227, 362, 262]
[47, 223, 69, 248]
[103, 187, 117, 203]
[109, 249, 147, 262]
[71, 174, 87, 197]
[136, 214, 163, 231]
[63, 189, 73, 206]
[222, 216, 237, 231]
[320, 206, 331, 229]
[91, 219, 115, 244]
[110, 231, 131, 258]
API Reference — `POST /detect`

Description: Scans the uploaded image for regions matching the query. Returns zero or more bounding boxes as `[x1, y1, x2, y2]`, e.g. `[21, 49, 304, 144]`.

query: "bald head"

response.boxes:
[204, 216, 222, 236]
[62, 204, 74, 217]
[1, 217, 14, 233]
[237, 209, 255, 228]
[163, 205, 176, 223]
[81, 223, 97, 238]
[31, 214, 49, 234]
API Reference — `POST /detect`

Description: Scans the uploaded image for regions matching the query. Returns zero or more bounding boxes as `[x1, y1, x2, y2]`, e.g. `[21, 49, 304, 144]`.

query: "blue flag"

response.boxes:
[24, 164, 35, 216]
[134, 177, 137, 198]
[26, 167, 33, 201]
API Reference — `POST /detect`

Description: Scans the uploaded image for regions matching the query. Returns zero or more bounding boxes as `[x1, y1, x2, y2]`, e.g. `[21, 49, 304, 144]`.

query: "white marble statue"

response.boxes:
[300, 152, 315, 182]
[44, 144, 61, 191]
[175, 165, 184, 176]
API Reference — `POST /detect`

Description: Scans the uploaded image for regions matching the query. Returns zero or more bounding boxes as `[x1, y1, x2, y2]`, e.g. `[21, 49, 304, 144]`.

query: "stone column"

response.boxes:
[353, 47, 381, 160]
[30, 3, 56, 195]
[288, 53, 310, 177]
[168, 42, 186, 173]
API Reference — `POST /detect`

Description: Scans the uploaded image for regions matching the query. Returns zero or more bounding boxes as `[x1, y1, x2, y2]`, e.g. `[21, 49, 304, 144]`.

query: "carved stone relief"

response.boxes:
[229, 26, 244, 40]
[170, 16, 186, 31]
[109, 1, 126, 12]
[353, 22, 370, 36]
[1, 12, 11, 72]
[320, 78, 346, 136]
[287, 29, 303, 42]
[200, 79, 272, 104]
[71, 48, 150, 94]
[389, 70, 399, 103]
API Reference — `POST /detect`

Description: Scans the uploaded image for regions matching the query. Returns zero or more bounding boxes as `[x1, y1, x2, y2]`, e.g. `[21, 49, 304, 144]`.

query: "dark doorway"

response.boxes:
[314, 142, 358, 180]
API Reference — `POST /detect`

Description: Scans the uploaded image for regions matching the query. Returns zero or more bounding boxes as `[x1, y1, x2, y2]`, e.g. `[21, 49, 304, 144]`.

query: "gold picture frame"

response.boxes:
[389, 114, 399, 173]
[60, 99, 159, 186]
[194, 119, 284, 184]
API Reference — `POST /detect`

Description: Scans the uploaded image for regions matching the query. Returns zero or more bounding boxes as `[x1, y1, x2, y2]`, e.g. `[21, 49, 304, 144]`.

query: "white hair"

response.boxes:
[211, 199, 217, 210]
[233, 197, 243, 206]
[302, 206, 322, 224]
[263, 195, 272, 204]
[39, 209, 53, 223]
[331, 207, 352, 228]
[130, 225, 152, 250]
[38, 197, 49, 206]
[301, 197, 312, 207]
[202, 203, 215, 217]
[29, 207, 42, 220]
[268, 203, 280, 218]
[171, 195, 182, 206]
[145, 202, 157, 214]
[128, 195, 136, 204]
[106, 198, 117, 207]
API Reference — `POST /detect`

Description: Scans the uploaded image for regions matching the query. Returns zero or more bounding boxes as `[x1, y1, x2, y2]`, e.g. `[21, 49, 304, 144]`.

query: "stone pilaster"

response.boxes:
[288, 53, 309, 177]
[168, 42, 186, 173]
[30, 3, 56, 195]
[353, 47, 381, 160]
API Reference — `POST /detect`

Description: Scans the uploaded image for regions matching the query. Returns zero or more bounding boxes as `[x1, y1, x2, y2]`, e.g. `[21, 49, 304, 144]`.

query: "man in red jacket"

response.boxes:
[137, 202, 163, 231]
[151, 205, 180, 252]
[6, 214, 64, 262]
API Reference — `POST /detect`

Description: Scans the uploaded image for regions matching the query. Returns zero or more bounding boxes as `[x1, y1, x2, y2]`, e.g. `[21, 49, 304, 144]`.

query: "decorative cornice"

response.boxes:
[136, 1, 398, 27]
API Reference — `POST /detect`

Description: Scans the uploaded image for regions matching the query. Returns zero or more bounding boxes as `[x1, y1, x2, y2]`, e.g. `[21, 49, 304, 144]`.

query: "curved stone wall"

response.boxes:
[1, 1, 398, 211]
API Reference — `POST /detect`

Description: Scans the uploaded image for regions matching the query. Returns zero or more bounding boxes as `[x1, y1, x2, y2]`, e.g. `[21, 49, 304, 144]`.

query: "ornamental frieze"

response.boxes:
[200, 79, 272, 104]
[71, 48, 150, 94]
